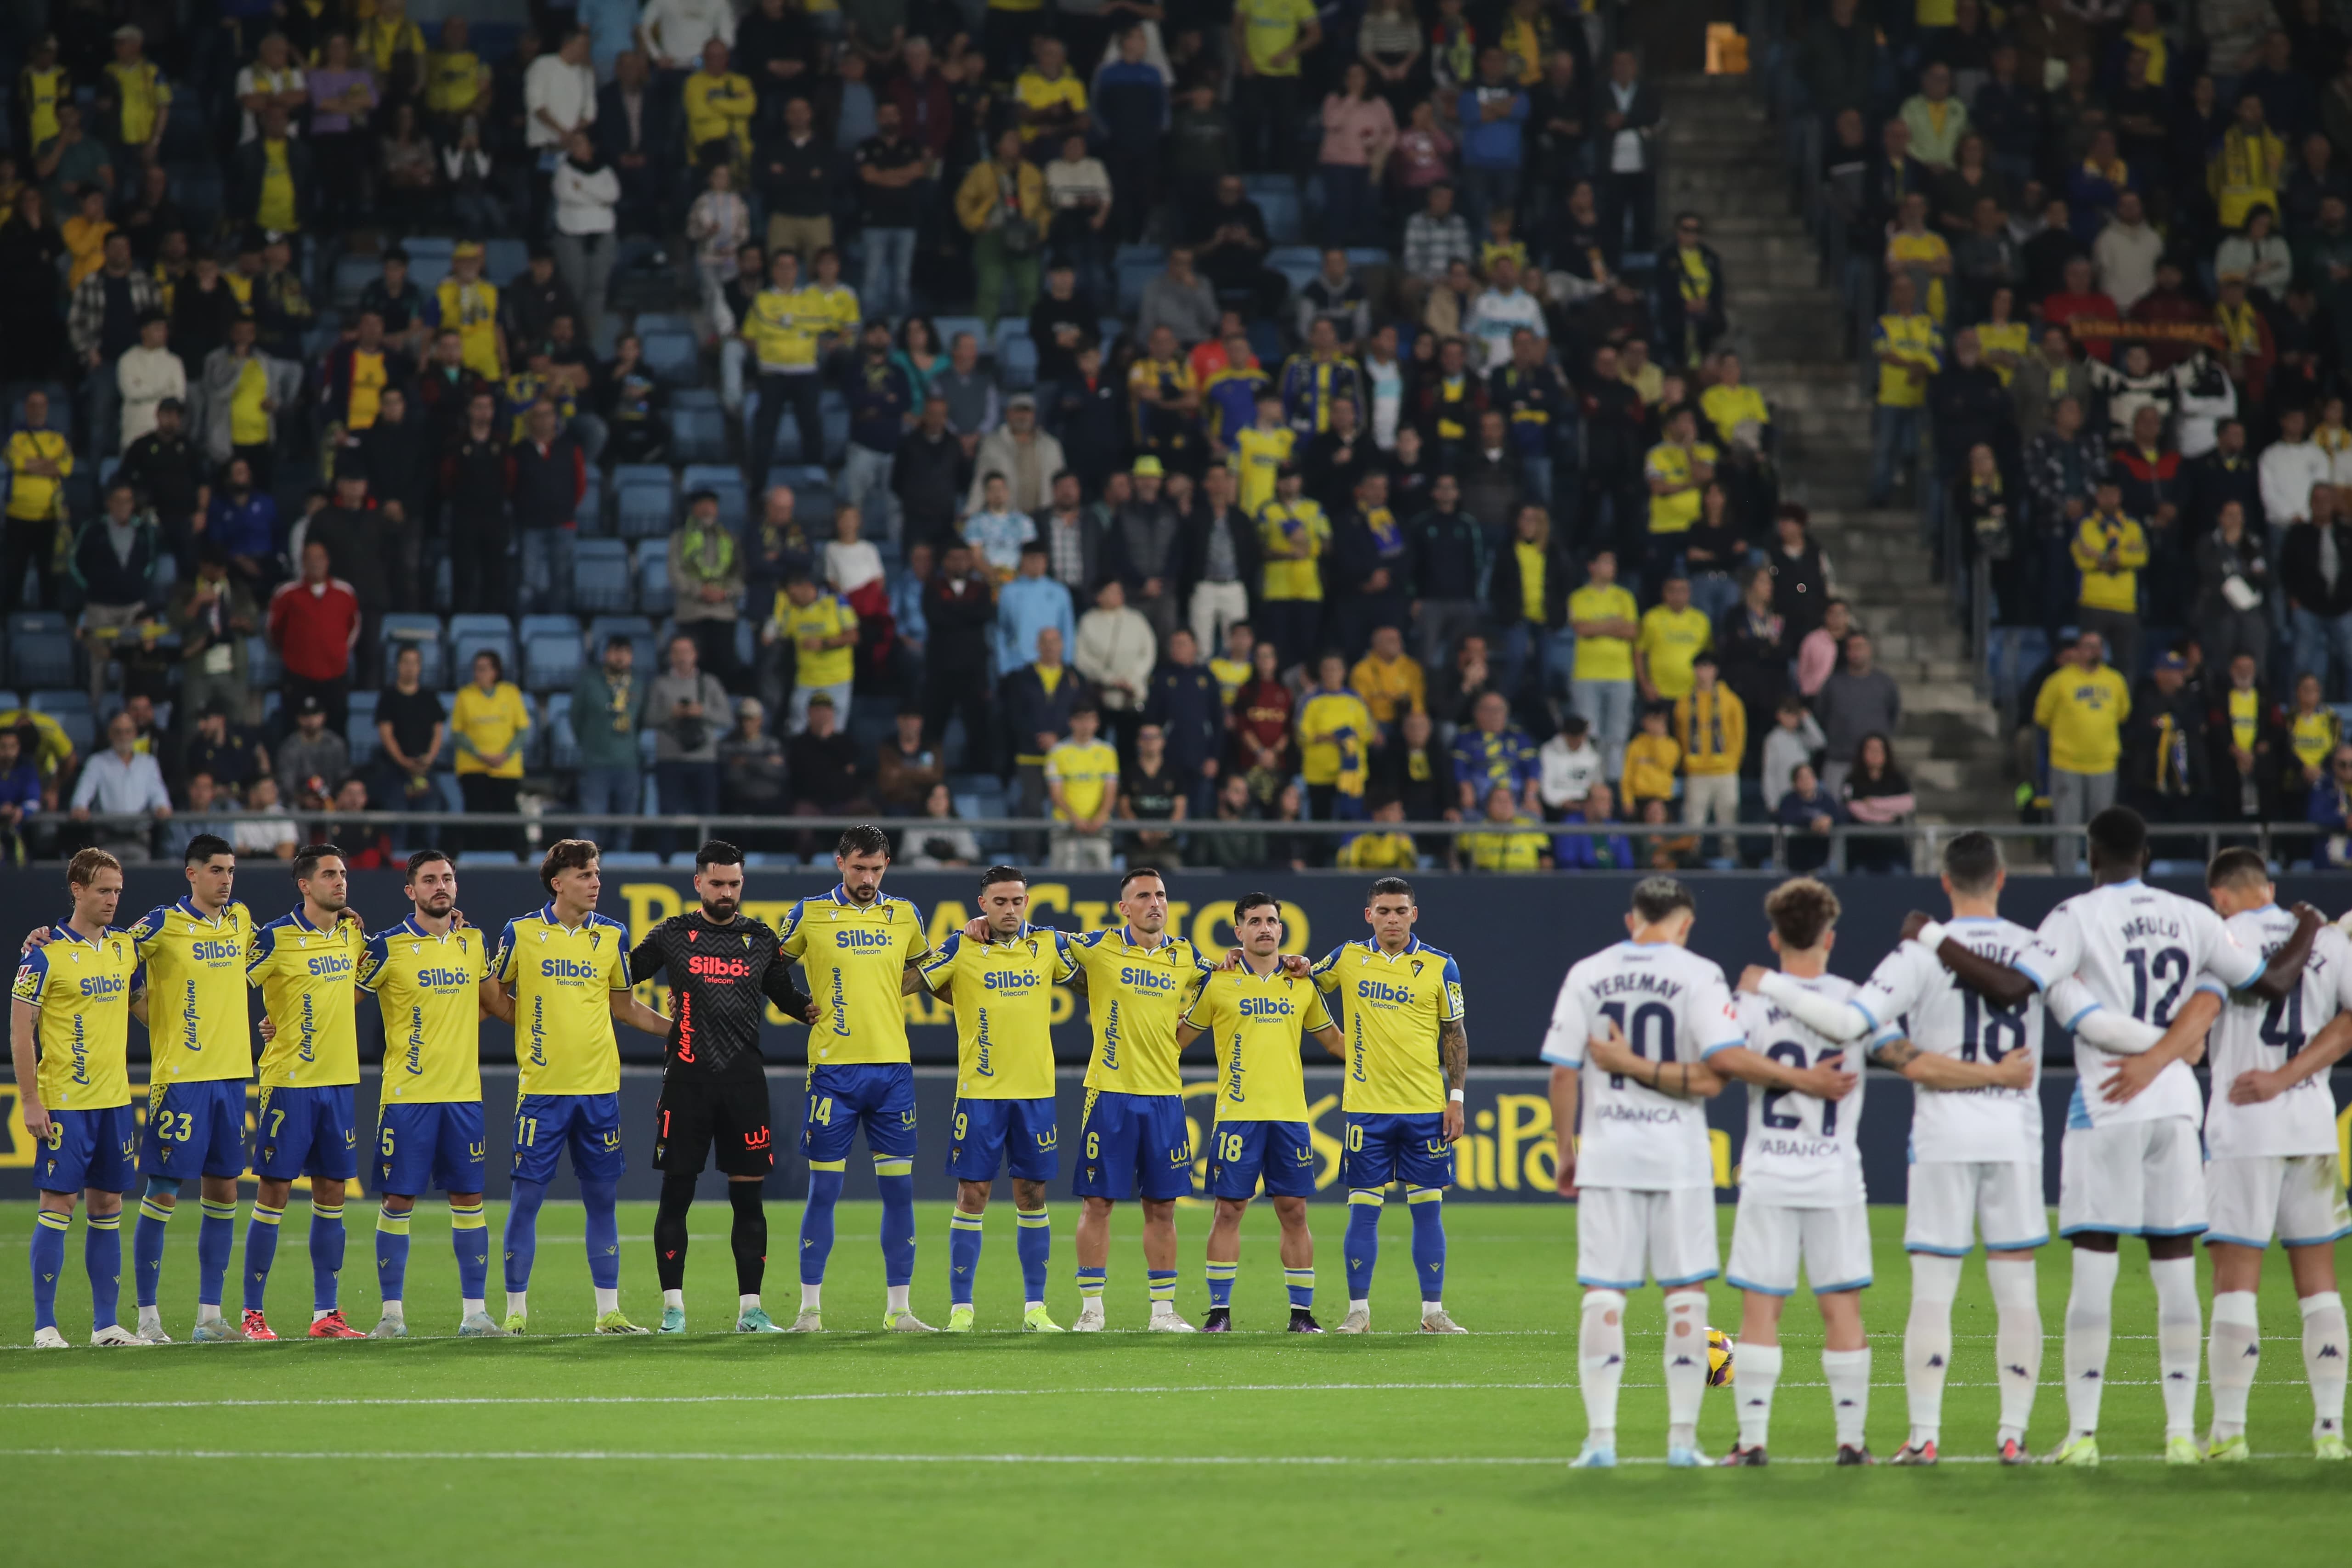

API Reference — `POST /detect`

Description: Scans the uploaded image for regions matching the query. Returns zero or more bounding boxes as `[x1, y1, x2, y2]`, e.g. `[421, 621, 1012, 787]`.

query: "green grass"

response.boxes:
[5, 1200, 2351, 1564]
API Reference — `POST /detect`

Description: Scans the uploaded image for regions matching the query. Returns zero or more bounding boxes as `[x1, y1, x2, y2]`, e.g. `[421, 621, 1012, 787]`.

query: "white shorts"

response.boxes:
[1905, 1159, 2050, 1255]
[1576, 1185, 1720, 1291]
[2058, 1118, 2207, 1238]
[2205, 1155, 2352, 1251]
[1725, 1194, 1874, 1296]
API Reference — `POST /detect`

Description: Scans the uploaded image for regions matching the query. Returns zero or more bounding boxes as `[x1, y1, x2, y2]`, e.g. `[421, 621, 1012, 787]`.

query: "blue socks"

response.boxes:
[1344, 1190, 1384, 1300]
[503, 1176, 547, 1295]
[876, 1161, 916, 1289]
[30, 1210, 68, 1331]
[86, 1211, 121, 1329]
[1016, 1207, 1052, 1303]
[580, 1180, 621, 1291]
[1408, 1187, 1447, 1302]
[948, 1210, 984, 1306]
[800, 1166, 843, 1285]
[1148, 1269, 1177, 1310]
[310, 1202, 345, 1312]
[196, 1197, 238, 1308]
[1076, 1265, 1106, 1306]
[451, 1198, 489, 1301]
[1285, 1268, 1316, 1309]
[376, 1204, 412, 1304]
[134, 1179, 177, 1308]
[1206, 1260, 1236, 1309]
[242, 1200, 284, 1312]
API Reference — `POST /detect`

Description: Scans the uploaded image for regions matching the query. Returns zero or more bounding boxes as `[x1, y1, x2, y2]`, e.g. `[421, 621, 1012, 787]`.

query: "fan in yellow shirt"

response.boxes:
[2034, 637, 2131, 780]
[1296, 654, 1375, 809]
[450, 655, 531, 782]
[1635, 580, 1713, 702]
[1644, 408, 1716, 536]
[1349, 627, 1426, 725]
[682, 41, 758, 163]
[1014, 38, 1089, 144]
[1233, 400, 1295, 513]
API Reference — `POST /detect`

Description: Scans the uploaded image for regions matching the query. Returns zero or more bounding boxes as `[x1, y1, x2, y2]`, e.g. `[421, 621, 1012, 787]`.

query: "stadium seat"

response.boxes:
[347, 691, 380, 766]
[333, 255, 377, 307]
[1257, 189, 1302, 246]
[380, 613, 446, 687]
[640, 329, 699, 387]
[447, 614, 516, 682]
[247, 634, 280, 690]
[615, 468, 676, 541]
[484, 238, 530, 285]
[543, 691, 580, 768]
[1000, 334, 1039, 390]
[633, 311, 692, 336]
[587, 614, 657, 675]
[8, 612, 75, 690]
[577, 466, 605, 536]
[670, 385, 721, 410]
[408, 254, 452, 293]
[639, 551, 673, 617]
[668, 404, 729, 463]
[599, 851, 667, 868]
[574, 539, 635, 612]
[525, 632, 584, 693]
[28, 690, 94, 753]
[933, 315, 987, 357]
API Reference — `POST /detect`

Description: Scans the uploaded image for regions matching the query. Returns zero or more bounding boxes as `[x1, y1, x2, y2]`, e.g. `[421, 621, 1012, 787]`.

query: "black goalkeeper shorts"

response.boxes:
[652, 1064, 775, 1177]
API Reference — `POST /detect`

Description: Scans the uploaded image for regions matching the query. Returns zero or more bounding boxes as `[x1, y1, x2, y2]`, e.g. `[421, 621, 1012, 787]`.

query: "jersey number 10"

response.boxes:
[1597, 1000, 1676, 1091]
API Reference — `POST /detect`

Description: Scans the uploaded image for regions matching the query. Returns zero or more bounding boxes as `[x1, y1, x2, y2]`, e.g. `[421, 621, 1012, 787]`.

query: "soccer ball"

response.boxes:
[1705, 1327, 1736, 1387]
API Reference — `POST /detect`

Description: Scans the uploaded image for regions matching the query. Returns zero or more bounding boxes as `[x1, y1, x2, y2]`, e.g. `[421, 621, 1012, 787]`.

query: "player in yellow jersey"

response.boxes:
[13, 849, 144, 1348]
[485, 839, 673, 1334]
[1063, 866, 1216, 1330]
[775, 824, 937, 1330]
[238, 845, 369, 1341]
[1310, 877, 1470, 1334]
[916, 866, 1077, 1333]
[358, 849, 508, 1338]
[120, 834, 255, 1343]
[1180, 891, 1342, 1332]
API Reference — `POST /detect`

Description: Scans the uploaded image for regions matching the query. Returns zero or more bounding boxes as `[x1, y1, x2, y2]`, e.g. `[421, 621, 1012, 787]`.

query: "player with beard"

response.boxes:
[628, 840, 817, 1335]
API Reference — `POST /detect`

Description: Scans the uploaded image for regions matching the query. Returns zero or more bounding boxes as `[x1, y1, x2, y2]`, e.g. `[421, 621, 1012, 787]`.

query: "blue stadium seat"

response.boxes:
[380, 613, 446, 687]
[347, 691, 380, 767]
[1257, 189, 1302, 246]
[543, 691, 579, 768]
[408, 254, 451, 293]
[1097, 316, 1129, 353]
[29, 690, 94, 753]
[1000, 334, 1039, 390]
[577, 466, 605, 536]
[526, 631, 582, 693]
[1344, 247, 1391, 272]
[679, 464, 747, 528]
[484, 238, 530, 285]
[1116, 257, 1159, 314]
[639, 551, 673, 617]
[633, 312, 692, 336]
[1111, 243, 1166, 269]
[333, 255, 377, 307]
[933, 315, 988, 356]
[599, 851, 668, 868]
[448, 614, 516, 683]
[773, 464, 829, 492]
[669, 405, 729, 463]
[404, 237, 456, 261]
[574, 539, 634, 612]
[669, 385, 722, 411]
[0, 690, 17, 712]
[247, 634, 281, 689]
[640, 329, 699, 387]
[614, 467, 676, 541]
[587, 614, 657, 675]
[8, 612, 74, 689]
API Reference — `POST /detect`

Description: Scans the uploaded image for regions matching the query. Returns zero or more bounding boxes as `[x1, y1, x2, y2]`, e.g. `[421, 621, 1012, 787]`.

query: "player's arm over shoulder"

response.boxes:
[626, 916, 673, 986]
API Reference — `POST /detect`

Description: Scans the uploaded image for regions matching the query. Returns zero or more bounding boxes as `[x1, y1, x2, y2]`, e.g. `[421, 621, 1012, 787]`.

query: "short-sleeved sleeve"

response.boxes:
[1182, 975, 1215, 1031]
[1538, 971, 1587, 1067]
[126, 905, 170, 952]
[2192, 900, 2265, 992]
[1308, 944, 1345, 993]
[1051, 929, 1079, 984]
[245, 921, 278, 984]
[776, 900, 809, 960]
[1439, 953, 1465, 1021]
[1690, 974, 1749, 1057]
[603, 925, 633, 991]
[356, 930, 390, 993]
[898, 901, 931, 966]
[493, 919, 522, 985]
[2018, 903, 2084, 992]
[1851, 942, 1929, 1034]
[13, 948, 50, 1004]
[1302, 988, 1334, 1033]
[918, 933, 962, 991]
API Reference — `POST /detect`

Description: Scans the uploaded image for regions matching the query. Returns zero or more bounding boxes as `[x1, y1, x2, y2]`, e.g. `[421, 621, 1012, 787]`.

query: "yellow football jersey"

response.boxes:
[1233, 425, 1293, 514]
[12, 923, 139, 1109]
[359, 917, 489, 1104]
[1069, 927, 1214, 1097]
[1183, 965, 1334, 1123]
[493, 906, 632, 1097]
[918, 923, 1075, 1100]
[777, 889, 933, 1066]
[126, 898, 258, 1085]
[1311, 938, 1462, 1115]
[248, 910, 365, 1089]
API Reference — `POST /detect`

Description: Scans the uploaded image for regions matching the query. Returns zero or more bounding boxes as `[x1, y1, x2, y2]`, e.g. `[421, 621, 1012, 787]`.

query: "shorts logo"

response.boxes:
[746, 1127, 772, 1150]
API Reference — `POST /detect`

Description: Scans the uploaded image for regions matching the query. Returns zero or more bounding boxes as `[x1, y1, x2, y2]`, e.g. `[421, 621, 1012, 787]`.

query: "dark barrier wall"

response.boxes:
[7, 866, 2348, 1071]
[4, 1066, 2347, 1204]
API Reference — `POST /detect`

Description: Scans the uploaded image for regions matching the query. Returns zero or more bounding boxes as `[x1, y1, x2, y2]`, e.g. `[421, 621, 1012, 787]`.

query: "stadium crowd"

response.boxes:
[0, 0, 1933, 877]
[1800, 0, 2352, 864]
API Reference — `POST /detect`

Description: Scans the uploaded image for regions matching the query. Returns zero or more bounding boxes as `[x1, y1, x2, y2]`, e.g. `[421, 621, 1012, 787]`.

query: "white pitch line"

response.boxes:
[0, 1446, 2318, 1466]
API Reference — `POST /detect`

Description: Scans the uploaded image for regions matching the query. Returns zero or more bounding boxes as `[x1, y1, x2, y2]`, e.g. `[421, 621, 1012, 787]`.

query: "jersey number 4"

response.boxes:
[2261, 990, 2307, 1057]
[1597, 1000, 1676, 1091]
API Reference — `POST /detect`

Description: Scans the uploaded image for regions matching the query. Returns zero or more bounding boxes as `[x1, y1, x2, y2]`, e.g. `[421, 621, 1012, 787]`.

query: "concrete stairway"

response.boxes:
[1658, 75, 2016, 830]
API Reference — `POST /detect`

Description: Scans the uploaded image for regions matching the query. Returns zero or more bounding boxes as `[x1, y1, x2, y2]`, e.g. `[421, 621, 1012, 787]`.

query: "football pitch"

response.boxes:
[5, 1200, 2349, 1565]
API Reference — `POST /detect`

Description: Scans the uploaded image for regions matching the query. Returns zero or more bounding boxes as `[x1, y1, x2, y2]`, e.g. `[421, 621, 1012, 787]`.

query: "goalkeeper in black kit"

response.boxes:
[629, 840, 818, 1334]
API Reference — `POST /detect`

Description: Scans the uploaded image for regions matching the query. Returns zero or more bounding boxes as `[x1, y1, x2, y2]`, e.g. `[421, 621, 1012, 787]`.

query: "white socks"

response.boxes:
[1663, 1290, 1708, 1449]
[506, 1290, 529, 1319]
[379, 1300, 407, 1323]
[662, 1288, 684, 1310]
[1735, 1341, 1781, 1451]
[740, 1293, 762, 1314]
[1904, 1253, 1962, 1444]
[886, 1284, 910, 1314]
[2151, 1256, 2201, 1441]
[1824, 1347, 1872, 1450]
[2304, 1291, 2348, 1441]
[2208, 1290, 2261, 1441]
[459, 1297, 484, 1318]
[801, 1282, 823, 1312]
[195, 1303, 222, 1325]
[592, 1286, 619, 1315]
[1578, 1290, 1627, 1449]
[2064, 1247, 2119, 1439]
[1987, 1256, 2042, 1443]
[1150, 1299, 1179, 1320]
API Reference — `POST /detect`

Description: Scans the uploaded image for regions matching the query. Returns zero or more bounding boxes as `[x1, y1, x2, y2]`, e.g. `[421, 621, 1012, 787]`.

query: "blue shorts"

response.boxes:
[140, 1079, 249, 1180]
[1208, 1119, 1317, 1201]
[35, 1104, 139, 1194]
[512, 1093, 626, 1184]
[801, 1064, 918, 1166]
[1072, 1090, 1194, 1202]
[252, 1084, 359, 1182]
[378, 1102, 488, 1195]
[947, 1097, 1058, 1183]
[1340, 1111, 1454, 1191]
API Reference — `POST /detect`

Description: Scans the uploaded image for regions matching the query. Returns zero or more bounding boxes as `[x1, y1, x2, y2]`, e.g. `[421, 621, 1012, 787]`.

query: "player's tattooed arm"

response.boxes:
[2240, 902, 2326, 1002]
[1438, 1018, 1468, 1142]
[1585, 1022, 1728, 1098]
[2231, 1006, 2352, 1103]
[1902, 910, 2038, 1008]
[1703, 1041, 1855, 1102]
[1868, 1033, 2034, 1090]
[608, 989, 672, 1037]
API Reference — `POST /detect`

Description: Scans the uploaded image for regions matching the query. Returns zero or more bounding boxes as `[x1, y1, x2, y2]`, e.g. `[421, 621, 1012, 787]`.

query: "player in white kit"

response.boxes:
[2196, 849, 2352, 1462]
[1742, 833, 2044, 1466]
[1916, 809, 2319, 1468]
[1544, 877, 1746, 1470]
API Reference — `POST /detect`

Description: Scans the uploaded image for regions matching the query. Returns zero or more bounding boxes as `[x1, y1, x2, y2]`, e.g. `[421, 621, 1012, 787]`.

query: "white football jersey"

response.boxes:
[1733, 976, 1867, 1207]
[1850, 918, 2044, 1164]
[1542, 940, 1747, 1191]
[2017, 880, 2262, 1128]
[2205, 908, 2352, 1159]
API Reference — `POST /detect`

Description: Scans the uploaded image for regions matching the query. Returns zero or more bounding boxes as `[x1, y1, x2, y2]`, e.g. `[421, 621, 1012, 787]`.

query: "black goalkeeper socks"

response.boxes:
[654, 1176, 696, 1292]
[729, 1179, 768, 1297]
